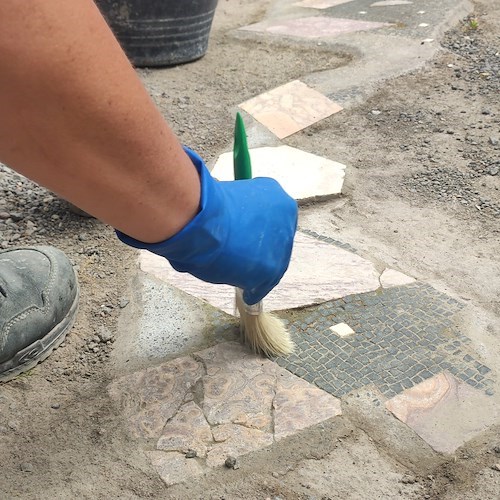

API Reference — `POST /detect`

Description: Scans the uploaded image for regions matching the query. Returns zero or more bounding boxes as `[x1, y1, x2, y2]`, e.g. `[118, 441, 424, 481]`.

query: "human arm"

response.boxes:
[0, 0, 297, 302]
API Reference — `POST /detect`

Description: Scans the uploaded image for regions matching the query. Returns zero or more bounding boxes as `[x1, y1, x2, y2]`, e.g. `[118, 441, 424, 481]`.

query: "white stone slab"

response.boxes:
[329, 322, 355, 338]
[295, 0, 355, 10]
[139, 232, 381, 315]
[380, 268, 416, 288]
[211, 145, 345, 202]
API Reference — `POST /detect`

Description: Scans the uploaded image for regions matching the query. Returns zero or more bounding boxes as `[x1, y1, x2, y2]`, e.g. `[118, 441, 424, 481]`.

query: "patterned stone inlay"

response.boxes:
[109, 342, 341, 486]
[386, 372, 498, 453]
[277, 283, 494, 398]
[239, 80, 342, 139]
[211, 145, 346, 202]
[139, 232, 381, 315]
[240, 17, 390, 39]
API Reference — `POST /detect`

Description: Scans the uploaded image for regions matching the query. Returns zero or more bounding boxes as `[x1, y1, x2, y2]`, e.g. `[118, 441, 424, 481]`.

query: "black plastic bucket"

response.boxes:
[95, 0, 219, 67]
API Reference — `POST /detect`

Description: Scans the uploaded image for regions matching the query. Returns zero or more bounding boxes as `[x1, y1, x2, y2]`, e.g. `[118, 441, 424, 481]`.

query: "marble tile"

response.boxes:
[379, 268, 416, 288]
[156, 402, 213, 457]
[239, 80, 342, 138]
[371, 0, 413, 6]
[108, 357, 204, 439]
[197, 343, 276, 430]
[385, 372, 498, 454]
[148, 451, 206, 487]
[211, 145, 345, 202]
[295, 0, 355, 9]
[329, 322, 355, 338]
[139, 232, 381, 315]
[111, 342, 342, 484]
[240, 17, 390, 40]
[206, 424, 274, 467]
[273, 368, 342, 440]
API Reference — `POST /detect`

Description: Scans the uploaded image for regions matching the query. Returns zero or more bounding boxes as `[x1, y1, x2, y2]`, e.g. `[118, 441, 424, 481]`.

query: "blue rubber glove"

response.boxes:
[117, 147, 298, 305]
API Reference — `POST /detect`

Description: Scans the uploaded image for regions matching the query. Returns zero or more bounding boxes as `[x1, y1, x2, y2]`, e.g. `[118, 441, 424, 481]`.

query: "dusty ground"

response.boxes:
[0, 0, 499, 498]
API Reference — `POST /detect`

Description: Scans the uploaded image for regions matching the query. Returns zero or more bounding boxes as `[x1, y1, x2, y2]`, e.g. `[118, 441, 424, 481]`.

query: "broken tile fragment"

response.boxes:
[241, 17, 390, 40]
[239, 80, 342, 138]
[156, 402, 213, 457]
[329, 322, 355, 338]
[379, 268, 416, 288]
[108, 356, 204, 439]
[206, 424, 274, 467]
[274, 369, 342, 440]
[196, 342, 276, 430]
[385, 372, 498, 453]
[212, 145, 346, 202]
[148, 451, 206, 487]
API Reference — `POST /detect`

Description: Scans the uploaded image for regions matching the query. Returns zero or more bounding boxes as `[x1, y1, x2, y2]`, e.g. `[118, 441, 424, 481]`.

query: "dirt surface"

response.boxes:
[1, 0, 499, 498]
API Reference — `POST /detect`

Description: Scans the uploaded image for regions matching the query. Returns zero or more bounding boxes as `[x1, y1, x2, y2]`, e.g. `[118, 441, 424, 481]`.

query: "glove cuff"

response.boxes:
[116, 146, 227, 275]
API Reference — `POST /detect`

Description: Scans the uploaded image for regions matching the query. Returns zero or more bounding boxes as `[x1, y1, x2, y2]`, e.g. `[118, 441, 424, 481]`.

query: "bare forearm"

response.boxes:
[0, 0, 200, 243]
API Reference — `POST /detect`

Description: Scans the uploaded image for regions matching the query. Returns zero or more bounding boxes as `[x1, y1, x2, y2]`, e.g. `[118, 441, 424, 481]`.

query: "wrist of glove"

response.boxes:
[116, 147, 298, 305]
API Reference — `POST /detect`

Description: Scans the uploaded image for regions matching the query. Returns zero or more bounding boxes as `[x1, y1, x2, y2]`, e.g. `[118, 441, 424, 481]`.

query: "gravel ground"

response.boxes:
[401, 14, 499, 218]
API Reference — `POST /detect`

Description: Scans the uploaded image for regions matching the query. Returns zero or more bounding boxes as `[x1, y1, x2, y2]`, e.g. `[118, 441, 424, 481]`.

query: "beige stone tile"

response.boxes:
[241, 17, 390, 40]
[156, 402, 213, 457]
[329, 322, 355, 338]
[385, 372, 499, 454]
[371, 0, 413, 6]
[379, 268, 416, 288]
[295, 0, 355, 8]
[211, 145, 346, 202]
[139, 232, 381, 315]
[274, 369, 342, 440]
[148, 451, 206, 487]
[239, 80, 342, 138]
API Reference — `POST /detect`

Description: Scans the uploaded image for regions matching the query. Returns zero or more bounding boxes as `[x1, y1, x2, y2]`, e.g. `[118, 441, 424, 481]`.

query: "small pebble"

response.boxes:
[224, 456, 239, 469]
[118, 298, 130, 309]
[185, 449, 197, 459]
[20, 462, 34, 473]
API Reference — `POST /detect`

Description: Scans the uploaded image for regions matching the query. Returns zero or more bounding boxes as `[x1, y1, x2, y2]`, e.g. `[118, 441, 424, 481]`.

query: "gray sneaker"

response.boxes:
[0, 246, 79, 382]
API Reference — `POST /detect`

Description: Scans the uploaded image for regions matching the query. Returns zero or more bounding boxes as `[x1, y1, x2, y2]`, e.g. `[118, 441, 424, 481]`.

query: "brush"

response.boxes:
[233, 112, 294, 357]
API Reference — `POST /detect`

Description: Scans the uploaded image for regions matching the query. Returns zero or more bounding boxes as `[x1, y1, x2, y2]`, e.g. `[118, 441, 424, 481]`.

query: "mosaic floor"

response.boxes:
[110, 0, 497, 486]
[277, 282, 494, 398]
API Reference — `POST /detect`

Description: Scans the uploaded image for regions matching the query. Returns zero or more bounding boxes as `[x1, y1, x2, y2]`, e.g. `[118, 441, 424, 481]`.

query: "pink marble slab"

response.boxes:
[109, 342, 341, 485]
[138, 232, 381, 315]
[239, 80, 342, 139]
[386, 372, 498, 454]
[240, 17, 390, 39]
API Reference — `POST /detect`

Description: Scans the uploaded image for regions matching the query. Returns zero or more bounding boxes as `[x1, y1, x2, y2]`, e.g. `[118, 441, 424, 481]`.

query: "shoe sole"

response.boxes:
[0, 284, 80, 383]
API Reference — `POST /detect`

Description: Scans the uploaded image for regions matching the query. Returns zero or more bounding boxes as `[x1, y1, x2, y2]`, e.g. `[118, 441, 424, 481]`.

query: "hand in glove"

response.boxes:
[117, 147, 297, 305]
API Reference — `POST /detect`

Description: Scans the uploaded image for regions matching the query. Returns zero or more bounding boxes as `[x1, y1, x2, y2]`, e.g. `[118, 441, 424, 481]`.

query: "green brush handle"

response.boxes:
[233, 112, 252, 180]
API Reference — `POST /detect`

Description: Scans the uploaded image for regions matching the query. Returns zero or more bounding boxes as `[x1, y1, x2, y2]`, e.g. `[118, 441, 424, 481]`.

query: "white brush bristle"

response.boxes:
[235, 292, 294, 357]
